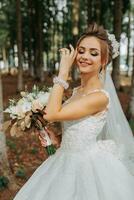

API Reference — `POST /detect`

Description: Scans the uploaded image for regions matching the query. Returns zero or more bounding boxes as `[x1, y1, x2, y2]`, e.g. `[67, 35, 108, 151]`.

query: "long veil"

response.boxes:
[98, 69, 134, 175]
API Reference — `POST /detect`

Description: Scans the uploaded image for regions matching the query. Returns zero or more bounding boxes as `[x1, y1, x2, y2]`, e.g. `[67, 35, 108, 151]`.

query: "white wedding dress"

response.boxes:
[14, 88, 134, 200]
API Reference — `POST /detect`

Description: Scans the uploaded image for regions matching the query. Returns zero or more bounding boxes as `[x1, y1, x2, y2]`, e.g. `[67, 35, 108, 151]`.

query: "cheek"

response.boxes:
[94, 56, 101, 65]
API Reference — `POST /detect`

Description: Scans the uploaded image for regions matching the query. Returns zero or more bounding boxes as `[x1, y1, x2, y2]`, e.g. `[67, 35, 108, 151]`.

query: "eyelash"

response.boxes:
[78, 50, 99, 56]
[91, 52, 99, 56]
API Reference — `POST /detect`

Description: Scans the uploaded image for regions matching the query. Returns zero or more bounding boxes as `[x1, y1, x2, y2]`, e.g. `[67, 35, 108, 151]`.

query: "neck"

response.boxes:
[79, 71, 103, 93]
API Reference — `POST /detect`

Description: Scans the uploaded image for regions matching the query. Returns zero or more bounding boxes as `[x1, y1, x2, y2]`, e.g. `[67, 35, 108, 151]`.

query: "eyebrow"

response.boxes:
[78, 46, 100, 52]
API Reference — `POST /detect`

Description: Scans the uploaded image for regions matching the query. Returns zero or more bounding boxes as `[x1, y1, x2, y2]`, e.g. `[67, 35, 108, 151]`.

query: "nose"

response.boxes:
[81, 51, 90, 60]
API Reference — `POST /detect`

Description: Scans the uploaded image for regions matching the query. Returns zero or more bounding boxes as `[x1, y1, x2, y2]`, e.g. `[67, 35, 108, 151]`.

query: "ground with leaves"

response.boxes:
[0, 72, 133, 200]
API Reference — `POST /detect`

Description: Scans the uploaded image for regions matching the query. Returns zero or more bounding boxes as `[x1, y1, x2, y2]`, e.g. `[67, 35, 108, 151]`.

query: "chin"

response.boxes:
[78, 66, 93, 74]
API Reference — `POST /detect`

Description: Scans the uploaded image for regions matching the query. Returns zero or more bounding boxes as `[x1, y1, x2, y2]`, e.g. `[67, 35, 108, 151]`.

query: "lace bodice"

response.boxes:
[59, 88, 113, 153]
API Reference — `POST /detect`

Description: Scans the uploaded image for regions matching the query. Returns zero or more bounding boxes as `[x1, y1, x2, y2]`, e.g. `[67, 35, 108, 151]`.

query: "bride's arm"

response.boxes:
[44, 91, 109, 122]
[43, 45, 108, 122]
[44, 45, 76, 121]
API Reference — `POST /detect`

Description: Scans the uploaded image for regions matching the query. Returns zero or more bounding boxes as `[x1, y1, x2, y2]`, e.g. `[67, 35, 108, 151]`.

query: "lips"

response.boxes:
[79, 61, 90, 67]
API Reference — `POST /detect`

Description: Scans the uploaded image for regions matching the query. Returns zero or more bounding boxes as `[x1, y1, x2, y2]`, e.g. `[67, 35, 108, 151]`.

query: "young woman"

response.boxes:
[14, 23, 134, 200]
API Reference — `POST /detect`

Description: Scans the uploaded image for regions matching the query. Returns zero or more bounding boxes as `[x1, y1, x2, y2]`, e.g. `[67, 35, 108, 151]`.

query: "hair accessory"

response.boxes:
[106, 31, 120, 59]
[53, 76, 69, 90]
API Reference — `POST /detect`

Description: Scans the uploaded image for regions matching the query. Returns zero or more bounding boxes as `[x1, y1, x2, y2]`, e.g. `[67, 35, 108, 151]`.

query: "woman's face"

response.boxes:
[76, 36, 102, 74]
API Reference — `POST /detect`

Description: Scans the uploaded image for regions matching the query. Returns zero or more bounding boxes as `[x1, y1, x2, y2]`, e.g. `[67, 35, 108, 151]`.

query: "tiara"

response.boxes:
[106, 31, 120, 59]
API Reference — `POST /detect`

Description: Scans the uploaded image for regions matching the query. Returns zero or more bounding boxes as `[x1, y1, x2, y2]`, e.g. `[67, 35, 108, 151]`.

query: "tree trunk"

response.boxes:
[126, 10, 131, 77]
[27, 0, 34, 77]
[38, 6, 44, 82]
[95, 0, 101, 24]
[33, 1, 44, 82]
[127, 46, 134, 120]
[0, 73, 17, 190]
[2, 47, 8, 69]
[112, 0, 123, 90]
[87, 0, 93, 23]
[72, 0, 79, 81]
[16, 0, 23, 92]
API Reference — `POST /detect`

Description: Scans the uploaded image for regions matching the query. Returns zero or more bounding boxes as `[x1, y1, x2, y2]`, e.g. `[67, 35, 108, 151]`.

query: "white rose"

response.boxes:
[37, 92, 50, 106]
[27, 93, 35, 101]
[22, 102, 31, 113]
[6, 106, 18, 118]
[31, 99, 44, 113]
[16, 105, 25, 119]
[20, 91, 27, 97]
[18, 98, 25, 105]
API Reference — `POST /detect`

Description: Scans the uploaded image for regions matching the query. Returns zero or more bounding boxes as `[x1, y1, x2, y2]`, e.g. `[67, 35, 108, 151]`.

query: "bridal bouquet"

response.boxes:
[4, 85, 56, 156]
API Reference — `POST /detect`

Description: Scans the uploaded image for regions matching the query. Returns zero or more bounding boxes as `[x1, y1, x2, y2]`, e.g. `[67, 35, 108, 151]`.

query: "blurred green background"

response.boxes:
[0, 1, 134, 199]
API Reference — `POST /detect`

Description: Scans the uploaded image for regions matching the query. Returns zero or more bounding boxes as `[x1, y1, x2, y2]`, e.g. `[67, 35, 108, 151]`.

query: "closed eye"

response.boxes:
[90, 52, 99, 56]
[77, 48, 84, 54]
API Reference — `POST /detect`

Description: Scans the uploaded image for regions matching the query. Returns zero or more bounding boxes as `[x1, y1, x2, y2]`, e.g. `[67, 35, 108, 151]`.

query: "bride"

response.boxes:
[14, 23, 134, 200]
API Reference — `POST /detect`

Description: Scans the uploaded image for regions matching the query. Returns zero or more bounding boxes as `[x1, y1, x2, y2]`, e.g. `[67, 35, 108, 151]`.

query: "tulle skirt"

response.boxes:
[13, 143, 134, 200]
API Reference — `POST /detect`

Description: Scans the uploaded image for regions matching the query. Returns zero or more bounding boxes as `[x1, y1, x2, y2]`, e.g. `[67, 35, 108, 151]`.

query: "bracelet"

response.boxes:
[53, 76, 69, 89]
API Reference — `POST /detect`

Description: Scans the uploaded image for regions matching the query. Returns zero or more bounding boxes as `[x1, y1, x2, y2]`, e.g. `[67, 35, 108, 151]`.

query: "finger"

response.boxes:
[69, 44, 74, 56]
[59, 48, 70, 51]
[59, 49, 66, 56]
[41, 142, 47, 147]
[59, 48, 70, 55]
[44, 128, 55, 138]
[39, 134, 47, 142]
[41, 141, 47, 147]
[36, 109, 46, 115]
[41, 140, 47, 144]
[39, 135, 43, 140]
[44, 127, 52, 133]
[39, 135, 45, 141]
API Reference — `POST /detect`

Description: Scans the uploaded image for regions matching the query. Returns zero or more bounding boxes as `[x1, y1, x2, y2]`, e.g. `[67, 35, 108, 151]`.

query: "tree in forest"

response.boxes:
[127, 45, 134, 121]
[0, 0, 131, 83]
[32, 0, 44, 81]
[123, 1, 132, 77]
[127, 1, 134, 121]
[0, 3, 9, 69]
[112, 0, 123, 89]
[0, 71, 18, 190]
[71, 0, 79, 81]
[86, 0, 93, 23]
[0, 3, 17, 189]
[94, 0, 102, 24]
[16, 0, 23, 91]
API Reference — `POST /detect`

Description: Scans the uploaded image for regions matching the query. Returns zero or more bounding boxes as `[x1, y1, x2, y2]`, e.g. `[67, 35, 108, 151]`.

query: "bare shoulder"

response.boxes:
[84, 90, 109, 111]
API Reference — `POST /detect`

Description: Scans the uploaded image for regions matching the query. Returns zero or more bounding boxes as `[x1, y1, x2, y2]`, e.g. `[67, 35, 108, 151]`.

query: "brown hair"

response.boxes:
[76, 23, 113, 71]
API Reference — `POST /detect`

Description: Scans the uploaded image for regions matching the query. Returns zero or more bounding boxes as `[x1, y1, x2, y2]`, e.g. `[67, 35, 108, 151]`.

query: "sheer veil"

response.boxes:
[98, 69, 134, 175]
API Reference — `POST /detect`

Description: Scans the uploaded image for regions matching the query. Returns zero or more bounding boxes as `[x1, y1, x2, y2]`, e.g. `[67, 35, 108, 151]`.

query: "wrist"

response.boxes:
[58, 71, 69, 81]
[53, 76, 69, 89]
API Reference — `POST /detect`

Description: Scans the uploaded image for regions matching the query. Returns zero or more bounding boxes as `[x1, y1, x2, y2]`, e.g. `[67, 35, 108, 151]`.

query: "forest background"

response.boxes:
[0, 0, 134, 199]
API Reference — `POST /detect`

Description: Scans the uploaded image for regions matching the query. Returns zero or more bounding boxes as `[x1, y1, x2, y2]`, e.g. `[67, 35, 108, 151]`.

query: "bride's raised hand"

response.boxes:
[59, 44, 77, 76]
